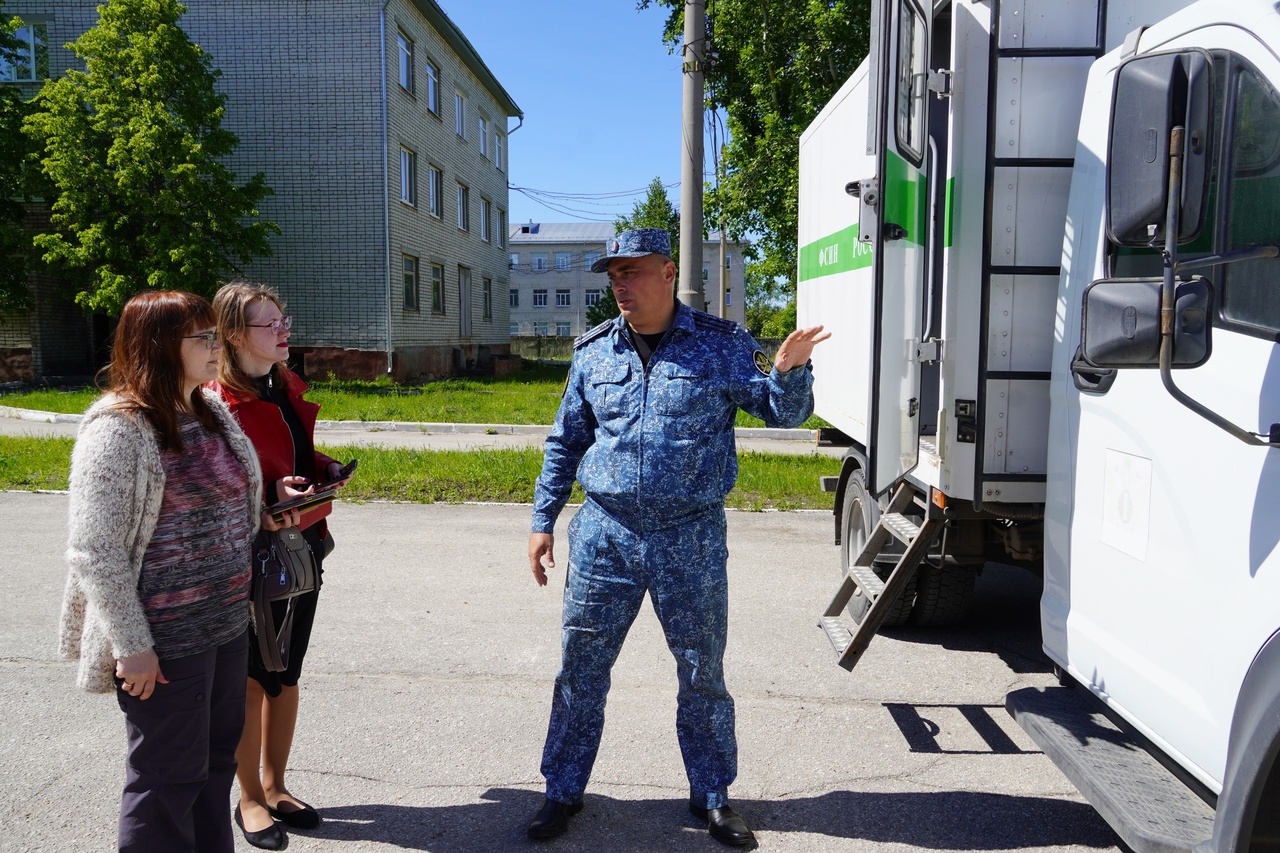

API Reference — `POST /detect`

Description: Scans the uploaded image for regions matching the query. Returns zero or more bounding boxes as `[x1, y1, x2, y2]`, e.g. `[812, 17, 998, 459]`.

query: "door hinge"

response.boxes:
[914, 338, 943, 363]
[927, 69, 953, 98]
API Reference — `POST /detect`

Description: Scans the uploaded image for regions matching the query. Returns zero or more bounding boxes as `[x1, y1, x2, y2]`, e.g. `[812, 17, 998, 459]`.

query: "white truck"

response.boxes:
[796, 0, 1280, 849]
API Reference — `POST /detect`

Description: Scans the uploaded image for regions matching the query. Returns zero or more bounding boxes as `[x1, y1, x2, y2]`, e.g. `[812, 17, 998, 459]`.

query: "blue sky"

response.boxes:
[435, 0, 694, 228]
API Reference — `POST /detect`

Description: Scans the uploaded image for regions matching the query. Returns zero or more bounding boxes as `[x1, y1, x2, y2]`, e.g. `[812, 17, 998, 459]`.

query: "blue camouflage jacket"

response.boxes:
[532, 302, 815, 534]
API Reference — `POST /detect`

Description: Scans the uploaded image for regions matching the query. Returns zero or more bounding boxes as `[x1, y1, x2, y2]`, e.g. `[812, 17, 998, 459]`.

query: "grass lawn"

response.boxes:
[0, 437, 840, 511]
[0, 363, 829, 430]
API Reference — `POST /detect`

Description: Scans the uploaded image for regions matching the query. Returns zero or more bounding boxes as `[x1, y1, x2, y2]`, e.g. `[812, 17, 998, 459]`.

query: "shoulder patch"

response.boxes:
[753, 349, 773, 376]
[692, 311, 738, 334]
[574, 320, 613, 349]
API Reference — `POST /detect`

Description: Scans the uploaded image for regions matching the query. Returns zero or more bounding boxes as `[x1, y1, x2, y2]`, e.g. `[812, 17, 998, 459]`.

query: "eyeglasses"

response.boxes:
[246, 315, 293, 332]
[182, 331, 221, 348]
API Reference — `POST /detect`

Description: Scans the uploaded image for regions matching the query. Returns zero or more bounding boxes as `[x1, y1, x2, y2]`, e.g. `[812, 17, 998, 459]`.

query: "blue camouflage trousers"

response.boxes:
[540, 499, 737, 810]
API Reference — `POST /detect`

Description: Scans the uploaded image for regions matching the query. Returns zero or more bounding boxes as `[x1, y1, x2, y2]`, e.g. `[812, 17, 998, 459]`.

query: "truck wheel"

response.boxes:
[909, 561, 978, 626]
[841, 472, 914, 626]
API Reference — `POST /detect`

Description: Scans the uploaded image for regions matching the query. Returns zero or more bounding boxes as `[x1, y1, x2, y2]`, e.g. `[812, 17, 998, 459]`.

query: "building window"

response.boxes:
[480, 198, 491, 242]
[585, 290, 601, 307]
[508, 253, 519, 271]
[478, 117, 488, 156]
[726, 288, 732, 306]
[497, 209, 506, 248]
[428, 165, 442, 216]
[403, 255, 419, 310]
[425, 60, 440, 113]
[396, 31, 413, 93]
[554, 252, 570, 271]
[555, 289, 571, 307]
[533, 322, 548, 336]
[1, 22, 47, 82]
[431, 263, 445, 313]
[482, 278, 493, 320]
[509, 288, 519, 307]
[455, 92, 466, 137]
[702, 263, 709, 282]
[400, 148, 416, 206]
[556, 322, 571, 337]
[726, 253, 733, 270]
[532, 253, 548, 272]
[533, 289, 548, 308]
[584, 252, 599, 271]
[456, 184, 469, 230]
[495, 133, 504, 171]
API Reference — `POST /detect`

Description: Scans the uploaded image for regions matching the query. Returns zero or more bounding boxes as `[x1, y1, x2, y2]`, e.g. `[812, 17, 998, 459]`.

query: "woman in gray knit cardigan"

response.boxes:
[59, 291, 300, 853]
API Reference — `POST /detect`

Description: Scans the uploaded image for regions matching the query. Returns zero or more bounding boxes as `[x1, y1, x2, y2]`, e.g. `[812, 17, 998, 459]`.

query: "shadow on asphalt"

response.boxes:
[300, 786, 1121, 852]
[883, 562, 1054, 676]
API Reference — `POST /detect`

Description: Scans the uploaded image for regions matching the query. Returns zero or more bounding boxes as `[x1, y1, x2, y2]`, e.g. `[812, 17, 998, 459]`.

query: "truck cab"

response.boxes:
[797, 0, 1280, 849]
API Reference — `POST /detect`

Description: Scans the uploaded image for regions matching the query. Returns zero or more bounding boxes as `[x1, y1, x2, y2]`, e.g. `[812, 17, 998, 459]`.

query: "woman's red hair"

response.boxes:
[102, 291, 222, 452]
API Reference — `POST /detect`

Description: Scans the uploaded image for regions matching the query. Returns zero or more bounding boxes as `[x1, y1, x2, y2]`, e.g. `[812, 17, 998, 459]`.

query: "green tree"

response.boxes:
[0, 1, 34, 312]
[639, 0, 869, 319]
[24, 0, 278, 315]
[585, 176, 681, 326]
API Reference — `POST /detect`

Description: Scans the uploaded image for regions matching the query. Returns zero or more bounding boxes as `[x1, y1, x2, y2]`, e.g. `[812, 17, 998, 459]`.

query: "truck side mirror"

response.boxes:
[1080, 277, 1212, 369]
[1106, 50, 1212, 247]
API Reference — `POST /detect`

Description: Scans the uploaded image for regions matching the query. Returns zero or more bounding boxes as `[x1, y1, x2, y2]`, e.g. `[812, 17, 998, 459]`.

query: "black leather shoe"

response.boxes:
[268, 799, 320, 829]
[235, 804, 287, 850]
[689, 802, 754, 847]
[527, 798, 583, 840]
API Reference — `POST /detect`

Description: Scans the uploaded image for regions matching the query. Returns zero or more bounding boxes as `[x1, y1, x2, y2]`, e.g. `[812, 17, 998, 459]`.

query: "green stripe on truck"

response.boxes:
[798, 224, 874, 281]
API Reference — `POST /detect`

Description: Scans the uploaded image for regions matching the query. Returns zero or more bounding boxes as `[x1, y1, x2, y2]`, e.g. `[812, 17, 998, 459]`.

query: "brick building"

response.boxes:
[2, 0, 520, 381]
[507, 222, 748, 338]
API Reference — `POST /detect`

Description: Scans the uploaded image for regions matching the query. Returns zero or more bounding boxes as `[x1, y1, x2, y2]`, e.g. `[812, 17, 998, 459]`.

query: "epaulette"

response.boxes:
[574, 320, 613, 349]
[692, 311, 739, 335]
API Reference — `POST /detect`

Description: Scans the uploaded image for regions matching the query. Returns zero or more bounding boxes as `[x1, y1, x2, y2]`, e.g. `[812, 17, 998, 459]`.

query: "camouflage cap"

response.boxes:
[590, 228, 672, 273]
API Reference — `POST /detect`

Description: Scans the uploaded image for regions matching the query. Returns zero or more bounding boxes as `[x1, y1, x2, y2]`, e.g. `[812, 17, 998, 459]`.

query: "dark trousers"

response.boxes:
[116, 630, 248, 853]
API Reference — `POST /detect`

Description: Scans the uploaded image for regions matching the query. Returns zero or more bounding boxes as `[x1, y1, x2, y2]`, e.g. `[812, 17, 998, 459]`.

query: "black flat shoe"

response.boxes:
[689, 802, 754, 847]
[268, 800, 320, 829]
[235, 804, 287, 850]
[527, 798, 583, 840]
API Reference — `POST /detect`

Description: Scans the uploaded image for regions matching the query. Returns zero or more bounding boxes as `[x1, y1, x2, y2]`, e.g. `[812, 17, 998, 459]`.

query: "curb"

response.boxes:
[0, 407, 819, 443]
[0, 404, 83, 424]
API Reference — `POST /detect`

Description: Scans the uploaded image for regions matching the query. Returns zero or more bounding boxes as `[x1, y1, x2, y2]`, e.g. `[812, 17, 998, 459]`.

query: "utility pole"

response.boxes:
[677, 0, 706, 310]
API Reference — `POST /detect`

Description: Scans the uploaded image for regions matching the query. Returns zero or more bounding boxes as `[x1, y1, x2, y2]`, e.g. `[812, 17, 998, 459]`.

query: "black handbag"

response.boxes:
[250, 527, 318, 672]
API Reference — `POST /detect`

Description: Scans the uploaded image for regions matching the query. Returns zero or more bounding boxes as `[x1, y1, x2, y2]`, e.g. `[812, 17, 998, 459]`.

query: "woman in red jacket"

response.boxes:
[211, 281, 347, 850]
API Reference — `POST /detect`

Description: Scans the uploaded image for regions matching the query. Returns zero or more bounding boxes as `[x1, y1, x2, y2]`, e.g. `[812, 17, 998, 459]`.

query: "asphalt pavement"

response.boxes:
[0, 485, 1122, 853]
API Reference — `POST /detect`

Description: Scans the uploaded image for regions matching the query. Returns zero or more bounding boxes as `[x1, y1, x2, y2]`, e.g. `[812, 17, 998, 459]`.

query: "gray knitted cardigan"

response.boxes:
[58, 389, 263, 693]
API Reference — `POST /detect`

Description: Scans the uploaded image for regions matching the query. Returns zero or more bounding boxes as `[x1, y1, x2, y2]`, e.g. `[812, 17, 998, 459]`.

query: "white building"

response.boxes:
[507, 222, 749, 337]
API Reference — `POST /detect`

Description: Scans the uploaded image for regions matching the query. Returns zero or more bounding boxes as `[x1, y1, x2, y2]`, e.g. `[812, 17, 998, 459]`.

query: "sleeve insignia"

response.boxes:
[753, 349, 773, 376]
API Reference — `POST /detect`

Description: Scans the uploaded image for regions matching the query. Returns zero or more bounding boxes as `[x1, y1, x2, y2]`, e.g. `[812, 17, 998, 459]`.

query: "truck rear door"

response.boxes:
[866, 0, 931, 495]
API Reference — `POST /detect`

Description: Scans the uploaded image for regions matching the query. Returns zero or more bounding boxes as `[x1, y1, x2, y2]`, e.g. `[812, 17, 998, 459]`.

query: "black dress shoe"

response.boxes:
[527, 798, 583, 840]
[235, 804, 287, 850]
[268, 799, 320, 829]
[689, 802, 755, 847]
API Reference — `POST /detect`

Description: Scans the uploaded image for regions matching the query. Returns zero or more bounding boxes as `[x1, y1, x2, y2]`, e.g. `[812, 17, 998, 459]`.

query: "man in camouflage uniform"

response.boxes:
[526, 228, 829, 846]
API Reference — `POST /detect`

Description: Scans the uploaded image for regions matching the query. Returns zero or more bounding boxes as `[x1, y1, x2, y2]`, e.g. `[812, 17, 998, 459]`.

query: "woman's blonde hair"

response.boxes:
[213, 280, 287, 397]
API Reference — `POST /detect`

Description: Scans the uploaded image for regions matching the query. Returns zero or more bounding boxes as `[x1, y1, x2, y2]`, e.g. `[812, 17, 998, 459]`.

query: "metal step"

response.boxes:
[882, 512, 921, 545]
[819, 616, 853, 655]
[1006, 686, 1215, 853]
[847, 563, 886, 599]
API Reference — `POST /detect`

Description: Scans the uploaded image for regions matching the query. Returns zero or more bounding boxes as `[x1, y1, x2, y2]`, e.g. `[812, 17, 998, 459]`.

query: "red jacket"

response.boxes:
[208, 368, 337, 532]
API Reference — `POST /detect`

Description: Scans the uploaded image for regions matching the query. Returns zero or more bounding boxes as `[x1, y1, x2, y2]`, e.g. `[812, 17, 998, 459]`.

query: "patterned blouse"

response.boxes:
[138, 413, 254, 658]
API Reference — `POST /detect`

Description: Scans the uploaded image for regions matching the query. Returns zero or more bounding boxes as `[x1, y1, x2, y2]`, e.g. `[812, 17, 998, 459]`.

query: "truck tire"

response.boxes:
[841, 472, 914, 626]
[909, 561, 977, 626]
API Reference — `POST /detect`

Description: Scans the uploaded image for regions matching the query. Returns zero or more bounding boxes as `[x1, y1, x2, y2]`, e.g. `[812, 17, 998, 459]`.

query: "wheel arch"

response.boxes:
[1203, 628, 1280, 853]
